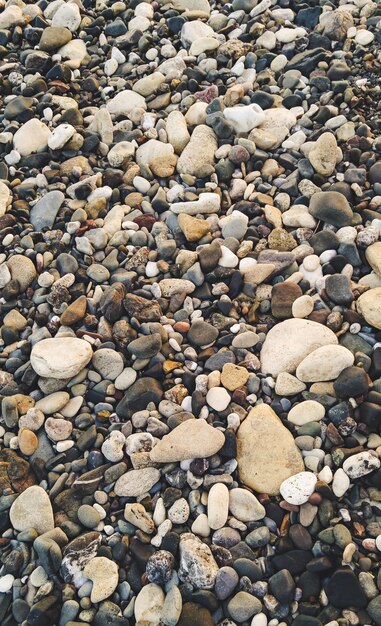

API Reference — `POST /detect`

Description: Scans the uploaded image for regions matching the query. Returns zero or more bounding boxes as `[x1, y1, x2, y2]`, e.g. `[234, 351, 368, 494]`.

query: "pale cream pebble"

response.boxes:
[342, 542, 357, 564]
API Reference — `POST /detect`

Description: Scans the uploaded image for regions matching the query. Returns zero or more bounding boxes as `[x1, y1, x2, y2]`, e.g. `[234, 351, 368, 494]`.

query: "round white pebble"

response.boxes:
[280, 471, 317, 505]
[206, 387, 231, 411]
[0, 574, 14, 593]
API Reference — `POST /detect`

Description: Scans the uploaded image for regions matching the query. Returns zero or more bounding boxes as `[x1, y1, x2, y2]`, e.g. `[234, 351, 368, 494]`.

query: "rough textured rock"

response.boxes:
[178, 533, 219, 589]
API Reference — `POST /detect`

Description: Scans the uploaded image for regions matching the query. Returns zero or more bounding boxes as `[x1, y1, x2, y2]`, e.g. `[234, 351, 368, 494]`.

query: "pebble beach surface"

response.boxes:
[1, 0, 381, 625]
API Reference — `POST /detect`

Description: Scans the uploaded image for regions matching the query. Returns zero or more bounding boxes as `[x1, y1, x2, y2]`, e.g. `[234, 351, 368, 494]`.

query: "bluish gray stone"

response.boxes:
[30, 190, 65, 230]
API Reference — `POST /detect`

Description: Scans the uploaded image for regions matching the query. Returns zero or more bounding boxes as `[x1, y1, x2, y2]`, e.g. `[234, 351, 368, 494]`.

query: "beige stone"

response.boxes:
[3, 310, 27, 330]
[244, 263, 275, 285]
[166, 110, 190, 155]
[10, 486, 54, 535]
[84, 557, 118, 603]
[7, 255, 36, 292]
[18, 429, 38, 456]
[309, 132, 338, 177]
[275, 372, 306, 397]
[150, 419, 224, 462]
[237, 404, 304, 495]
[357, 287, 381, 330]
[249, 128, 278, 150]
[177, 125, 217, 178]
[124, 503, 154, 534]
[221, 363, 249, 391]
[31, 337, 92, 379]
[178, 214, 211, 242]
[296, 344, 355, 382]
[260, 318, 338, 377]
[365, 243, 381, 278]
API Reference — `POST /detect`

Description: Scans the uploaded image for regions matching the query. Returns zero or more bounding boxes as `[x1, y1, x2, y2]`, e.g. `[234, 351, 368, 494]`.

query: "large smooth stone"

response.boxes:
[308, 132, 338, 177]
[237, 404, 304, 495]
[13, 119, 52, 156]
[106, 90, 146, 116]
[10, 486, 54, 535]
[357, 287, 381, 330]
[136, 139, 174, 167]
[31, 337, 93, 379]
[366, 242, 381, 278]
[260, 318, 338, 377]
[308, 191, 353, 227]
[150, 419, 225, 462]
[135, 584, 165, 624]
[296, 345, 354, 382]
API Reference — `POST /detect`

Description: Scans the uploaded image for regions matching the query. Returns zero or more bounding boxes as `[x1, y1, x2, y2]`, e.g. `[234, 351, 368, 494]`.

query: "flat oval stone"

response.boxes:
[135, 583, 165, 623]
[45, 417, 73, 441]
[288, 400, 325, 426]
[342, 452, 380, 479]
[35, 391, 70, 413]
[114, 468, 161, 497]
[237, 404, 304, 495]
[6, 254, 36, 292]
[296, 345, 354, 382]
[31, 338, 92, 379]
[229, 488, 266, 522]
[207, 483, 229, 530]
[18, 429, 38, 456]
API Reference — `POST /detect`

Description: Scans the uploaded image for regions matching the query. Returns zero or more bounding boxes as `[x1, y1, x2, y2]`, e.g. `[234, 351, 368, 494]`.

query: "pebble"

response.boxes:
[31, 338, 92, 379]
[296, 345, 355, 382]
[10, 486, 54, 535]
[280, 472, 318, 505]
[343, 452, 380, 479]
[1, 2, 381, 625]
[177, 126, 217, 178]
[83, 556, 118, 603]
[357, 288, 381, 330]
[150, 419, 224, 462]
[114, 468, 161, 497]
[261, 319, 338, 377]
[229, 488, 266, 522]
[179, 533, 218, 589]
[135, 583, 165, 623]
[288, 400, 325, 426]
[207, 483, 229, 529]
[13, 119, 52, 156]
[0, 575, 14, 593]
[237, 404, 304, 495]
[228, 591, 262, 621]
[308, 132, 338, 177]
[206, 387, 231, 411]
